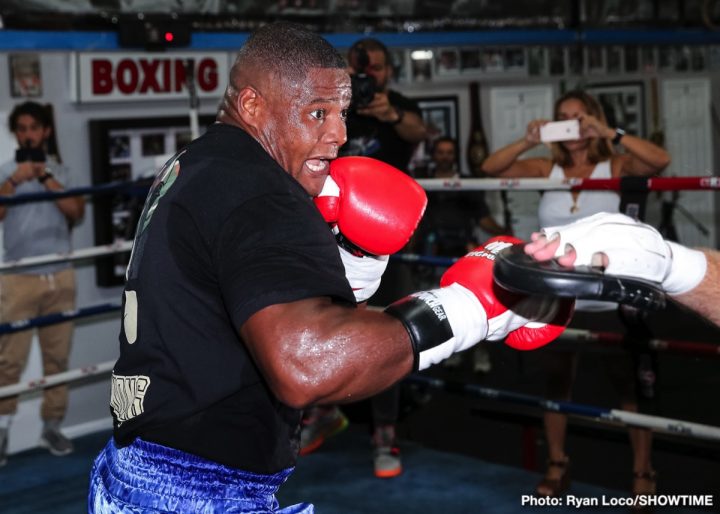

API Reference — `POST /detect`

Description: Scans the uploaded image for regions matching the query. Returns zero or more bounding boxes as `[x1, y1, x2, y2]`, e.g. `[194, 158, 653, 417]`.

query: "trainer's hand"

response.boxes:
[525, 212, 707, 295]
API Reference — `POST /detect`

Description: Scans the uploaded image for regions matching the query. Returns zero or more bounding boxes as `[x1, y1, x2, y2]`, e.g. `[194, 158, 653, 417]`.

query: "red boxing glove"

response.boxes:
[314, 156, 427, 256]
[440, 236, 574, 351]
[385, 236, 574, 371]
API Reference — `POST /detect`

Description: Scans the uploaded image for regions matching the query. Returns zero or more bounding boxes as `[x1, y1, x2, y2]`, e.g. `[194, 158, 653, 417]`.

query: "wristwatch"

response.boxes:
[38, 169, 53, 184]
[612, 127, 626, 145]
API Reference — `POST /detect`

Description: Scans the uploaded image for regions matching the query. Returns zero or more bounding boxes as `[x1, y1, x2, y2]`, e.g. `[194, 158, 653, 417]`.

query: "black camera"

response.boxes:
[15, 147, 46, 163]
[349, 45, 377, 111]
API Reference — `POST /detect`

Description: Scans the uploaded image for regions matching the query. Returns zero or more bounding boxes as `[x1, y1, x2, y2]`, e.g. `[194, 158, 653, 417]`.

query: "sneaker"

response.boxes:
[473, 346, 492, 374]
[0, 428, 7, 467]
[299, 406, 348, 456]
[39, 421, 74, 457]
[372, 425, 402, 478]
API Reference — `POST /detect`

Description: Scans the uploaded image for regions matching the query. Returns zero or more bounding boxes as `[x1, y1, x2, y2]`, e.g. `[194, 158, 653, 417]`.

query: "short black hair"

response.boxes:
[8, 101, 51, 132]
[235, 22, 345, 85]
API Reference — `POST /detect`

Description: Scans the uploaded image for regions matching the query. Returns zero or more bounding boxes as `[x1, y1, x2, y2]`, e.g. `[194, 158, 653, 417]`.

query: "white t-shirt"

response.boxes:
[537, 160, 619, 312]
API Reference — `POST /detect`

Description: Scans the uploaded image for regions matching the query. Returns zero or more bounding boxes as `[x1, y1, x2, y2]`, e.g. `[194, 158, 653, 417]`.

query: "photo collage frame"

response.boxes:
[388, 44, 720, 85]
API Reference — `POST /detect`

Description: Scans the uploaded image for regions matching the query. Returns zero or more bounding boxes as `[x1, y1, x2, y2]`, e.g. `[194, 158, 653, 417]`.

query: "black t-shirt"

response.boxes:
[111, 123, 355, 474]
[340, 89, 421, 172]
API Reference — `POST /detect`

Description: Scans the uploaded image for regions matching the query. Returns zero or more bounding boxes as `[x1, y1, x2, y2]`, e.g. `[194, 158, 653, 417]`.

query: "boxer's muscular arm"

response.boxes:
[240, 297, 413, 409]
[242, 236, 574, 409]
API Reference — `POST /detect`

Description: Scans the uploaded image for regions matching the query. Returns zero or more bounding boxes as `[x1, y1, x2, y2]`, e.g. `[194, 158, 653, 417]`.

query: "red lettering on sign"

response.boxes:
[139, 59, 161, 93]
[92, 59, 113, 95]
[162, 59, 171, 93]
[87, 55, 221, 98]
[198, 58, 218, 91]
[175, 60, 187, 93]
[116, 60, 139, 94]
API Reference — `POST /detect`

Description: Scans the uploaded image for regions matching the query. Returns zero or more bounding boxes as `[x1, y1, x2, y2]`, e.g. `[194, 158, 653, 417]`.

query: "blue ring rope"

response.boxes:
[0, 303, 121, 335]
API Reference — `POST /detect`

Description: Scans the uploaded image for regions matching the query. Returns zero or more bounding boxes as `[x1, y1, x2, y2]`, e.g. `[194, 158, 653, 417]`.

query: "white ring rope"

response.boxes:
[0, 240, 133, 273]
[0, 360, 114, 398]
[407, 375, 720, 442]
[416, 176, 720, 191]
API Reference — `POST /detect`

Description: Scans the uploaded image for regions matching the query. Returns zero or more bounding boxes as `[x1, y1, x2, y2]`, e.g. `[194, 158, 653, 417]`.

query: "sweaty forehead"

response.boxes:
[286, 67, 351, 102]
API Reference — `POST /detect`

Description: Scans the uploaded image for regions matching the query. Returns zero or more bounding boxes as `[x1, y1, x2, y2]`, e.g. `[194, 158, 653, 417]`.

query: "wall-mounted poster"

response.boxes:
[586, 82, 645, 137]
[9, 53, 42, 97]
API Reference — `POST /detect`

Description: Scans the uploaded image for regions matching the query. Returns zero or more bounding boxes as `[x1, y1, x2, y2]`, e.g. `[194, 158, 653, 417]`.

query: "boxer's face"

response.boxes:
[263, 68, 351, 196]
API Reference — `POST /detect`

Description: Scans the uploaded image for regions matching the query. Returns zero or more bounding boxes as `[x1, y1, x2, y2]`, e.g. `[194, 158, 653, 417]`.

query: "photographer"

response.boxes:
[0, 101, 85, 465]
[340, 37, 427, 172]
[300, 38, 427, 479]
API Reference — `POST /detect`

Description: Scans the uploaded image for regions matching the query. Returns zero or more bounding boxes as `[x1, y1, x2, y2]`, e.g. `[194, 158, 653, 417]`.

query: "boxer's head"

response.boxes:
[218, 22, 351, 196]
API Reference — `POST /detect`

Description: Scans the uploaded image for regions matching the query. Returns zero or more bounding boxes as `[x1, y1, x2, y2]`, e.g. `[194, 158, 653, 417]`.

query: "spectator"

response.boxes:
[482, 90, 669, 499]
[0, 101, 85, 465]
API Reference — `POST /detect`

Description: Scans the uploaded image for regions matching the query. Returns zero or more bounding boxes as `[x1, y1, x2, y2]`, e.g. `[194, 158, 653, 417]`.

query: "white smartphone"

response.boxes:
[540, 120, 580, 143]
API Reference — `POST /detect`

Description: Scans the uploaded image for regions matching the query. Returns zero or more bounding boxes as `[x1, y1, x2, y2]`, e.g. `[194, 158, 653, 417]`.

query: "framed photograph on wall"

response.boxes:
[528, 47, 548, 76]
[408, 96, 459, 176]
[389, 49, 409, 84]
[9, 53, 42, 97]
[460, 48, 482, 73]
[586, 46, 606, 75]
[89, 115, 216, 286]
[586, 82, 645, 137]
[436, 48, 460, 76]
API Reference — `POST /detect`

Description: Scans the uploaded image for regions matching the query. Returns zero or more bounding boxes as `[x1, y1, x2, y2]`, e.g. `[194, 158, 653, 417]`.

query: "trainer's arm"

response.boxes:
[670, 249, 720, 326]
[241, 297, 413, 409]
[525, 234, 720, 327]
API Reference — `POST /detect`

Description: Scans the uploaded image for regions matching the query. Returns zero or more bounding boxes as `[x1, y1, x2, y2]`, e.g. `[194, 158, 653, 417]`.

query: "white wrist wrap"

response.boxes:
[419, 284, 488, 370]
[338, 245, 388, 303]
[663, 241, 707, 295]
[385, 283, 488, 371]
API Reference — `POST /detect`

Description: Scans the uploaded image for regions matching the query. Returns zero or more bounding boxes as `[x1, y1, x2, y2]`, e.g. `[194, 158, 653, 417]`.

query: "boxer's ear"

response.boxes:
[236, 86, 262, 124]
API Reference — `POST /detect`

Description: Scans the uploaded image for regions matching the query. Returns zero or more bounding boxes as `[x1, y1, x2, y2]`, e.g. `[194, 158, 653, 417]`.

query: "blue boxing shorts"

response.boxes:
[88, 438, 313, 513]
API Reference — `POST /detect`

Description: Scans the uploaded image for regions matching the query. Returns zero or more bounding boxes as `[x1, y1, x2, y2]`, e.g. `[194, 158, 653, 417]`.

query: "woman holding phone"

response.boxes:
[482, 90, 669, 504]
